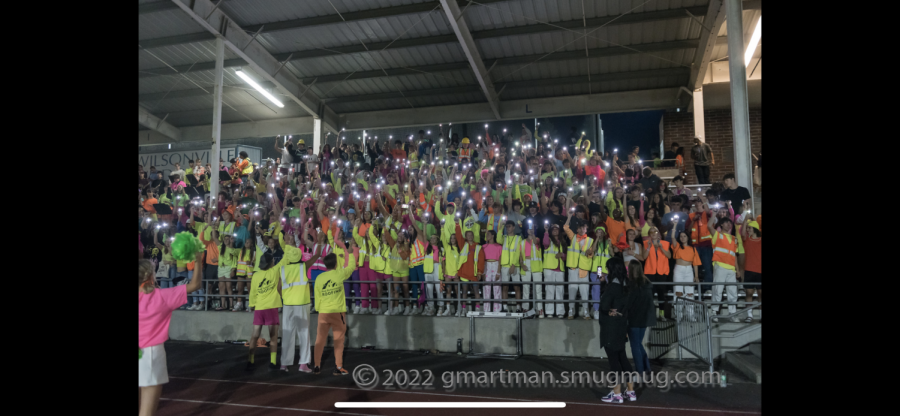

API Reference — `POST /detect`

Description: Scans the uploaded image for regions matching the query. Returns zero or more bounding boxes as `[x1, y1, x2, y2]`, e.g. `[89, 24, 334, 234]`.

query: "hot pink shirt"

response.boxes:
[138, 285, 187, 349]
[482, 243, 502, 260]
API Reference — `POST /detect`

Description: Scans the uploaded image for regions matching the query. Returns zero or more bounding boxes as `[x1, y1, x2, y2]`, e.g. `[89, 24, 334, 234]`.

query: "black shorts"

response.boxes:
[743, 271, 761, 289]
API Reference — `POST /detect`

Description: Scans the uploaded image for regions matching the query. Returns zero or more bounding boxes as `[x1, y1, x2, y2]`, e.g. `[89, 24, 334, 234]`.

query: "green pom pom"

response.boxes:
[171, 232, 204, 262]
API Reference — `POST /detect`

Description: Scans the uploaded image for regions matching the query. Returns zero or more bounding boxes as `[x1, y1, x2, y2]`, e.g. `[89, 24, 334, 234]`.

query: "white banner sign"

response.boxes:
[139, 149, 237, 178]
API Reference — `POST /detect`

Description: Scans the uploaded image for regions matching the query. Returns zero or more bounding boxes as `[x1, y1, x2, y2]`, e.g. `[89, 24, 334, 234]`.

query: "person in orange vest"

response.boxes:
[706, 215, 744, 322]
[686, 197, 714, 295]
[639, 227, 672, 321]
[740, 216, 761, 323]
[458, 137, 472, 164]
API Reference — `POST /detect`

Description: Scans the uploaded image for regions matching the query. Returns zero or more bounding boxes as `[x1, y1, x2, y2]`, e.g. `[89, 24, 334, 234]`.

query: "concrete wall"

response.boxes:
[169, 311, 759, 361]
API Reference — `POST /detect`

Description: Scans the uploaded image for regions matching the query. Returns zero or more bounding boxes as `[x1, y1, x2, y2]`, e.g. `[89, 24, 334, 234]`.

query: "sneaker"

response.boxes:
[659, 315, 668, 322]
[744, 316, 753, 323]
[313, 366, 321, 375]
[298, 364, 312, 373]
[352, 305, 361, 314]
[625, 391, 637, 401]
[592, 310, 599, 320]
[403, 306, 412, 316]
[730, 316, 740, 323]
[384, 308, 393, 316]
[567, 314, 574, 320]
[712, 316, 719, 323]
[279, 365, 289, 372]
[601, 392, 623, 404]
[558, 314, 564, 319]
[539, 310, 545, 319]
[333, 366, 349, 376]
[393, 306, 403, 315]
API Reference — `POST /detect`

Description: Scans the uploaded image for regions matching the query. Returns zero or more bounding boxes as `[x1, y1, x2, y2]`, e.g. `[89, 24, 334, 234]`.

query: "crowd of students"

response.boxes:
[139, 125, 761, 323]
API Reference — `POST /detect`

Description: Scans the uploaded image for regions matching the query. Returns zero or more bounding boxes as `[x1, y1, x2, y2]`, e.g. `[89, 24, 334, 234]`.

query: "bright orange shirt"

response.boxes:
[743, 237, 761, 273]
[672, 244, 702, 265]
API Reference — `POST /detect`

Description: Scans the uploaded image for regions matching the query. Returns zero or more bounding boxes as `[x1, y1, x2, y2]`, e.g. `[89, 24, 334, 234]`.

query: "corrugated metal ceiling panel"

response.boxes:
[285, 43, 465, 80]
[250, 7, 449, 55]
[139, 41, 240, 70]
[138, 8, 205, 40]
[220, 0, 434, 26]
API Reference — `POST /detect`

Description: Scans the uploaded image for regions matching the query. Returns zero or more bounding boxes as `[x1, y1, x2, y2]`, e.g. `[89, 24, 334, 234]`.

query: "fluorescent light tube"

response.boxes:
[235, 70, 284, 108]
[744, 17, 761, 67]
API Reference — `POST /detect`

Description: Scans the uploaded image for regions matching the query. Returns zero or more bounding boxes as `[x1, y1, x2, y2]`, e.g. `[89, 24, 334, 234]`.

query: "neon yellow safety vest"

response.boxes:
[500, 234, 522, 267]
[241, 158, 254, 175]
[523, 240, 543, 273]
[458, 243, 482, 276]
[380, 244, 392, 275]
[543, 242, 563, 270]
[591, 242, 612, 273]
[566, 236, 594, 271]
[424, 249, 444, 281]
[281, 263, 310, 305]
[365, 228, 385, 272]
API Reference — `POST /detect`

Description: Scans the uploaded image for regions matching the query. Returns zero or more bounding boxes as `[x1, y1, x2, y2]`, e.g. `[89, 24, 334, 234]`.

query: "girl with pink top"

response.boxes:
[139, 251, 204, 416]
[481, 230, 503, 312]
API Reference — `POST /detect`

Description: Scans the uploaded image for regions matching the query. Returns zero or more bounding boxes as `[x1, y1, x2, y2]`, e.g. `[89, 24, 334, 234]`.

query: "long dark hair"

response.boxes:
[627, 260, 649, 290]
[605, 257, 626, 285]
[645, 207, 663, 231]
[549, 224, 562, 248]
[674, 230, 692, 252]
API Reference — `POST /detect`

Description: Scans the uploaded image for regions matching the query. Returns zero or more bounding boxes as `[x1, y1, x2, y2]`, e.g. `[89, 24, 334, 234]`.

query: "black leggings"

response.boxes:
[605, 347, 633, 383]
[646, 274, 669, 303]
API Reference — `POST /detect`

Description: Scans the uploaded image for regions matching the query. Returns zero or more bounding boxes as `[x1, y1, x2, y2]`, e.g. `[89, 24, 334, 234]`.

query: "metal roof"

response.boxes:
[139, 0, 761, 129]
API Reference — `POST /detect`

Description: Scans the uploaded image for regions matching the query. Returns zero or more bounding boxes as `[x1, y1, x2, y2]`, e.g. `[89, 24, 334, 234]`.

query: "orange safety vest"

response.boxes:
[711, 232, 737, 267]
[690, 212, 712, 244]
[643, 240, 671, 275]
[410, 240, 426, 266]
[459, 148, 471, 161]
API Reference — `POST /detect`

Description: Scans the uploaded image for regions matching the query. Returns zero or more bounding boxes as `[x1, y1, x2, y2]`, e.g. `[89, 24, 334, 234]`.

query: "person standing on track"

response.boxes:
[139, 251, 204, 416]
[278, 242, 323, 373]
[598, 257, 636, 404]
[246, 243, 303, 371]
[312, 249, 359, 376]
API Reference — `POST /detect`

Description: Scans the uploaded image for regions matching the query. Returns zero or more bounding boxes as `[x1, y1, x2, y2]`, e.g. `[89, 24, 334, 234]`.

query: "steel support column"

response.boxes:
[693, 88, 706, 142]
[724, 0, 754, 207]
[210, 37, 225, 199]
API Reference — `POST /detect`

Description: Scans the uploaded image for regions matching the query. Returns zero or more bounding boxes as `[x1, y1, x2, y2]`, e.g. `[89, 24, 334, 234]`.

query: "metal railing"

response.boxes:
[179, 277, 758, 313]
[675, 296, 762, 373]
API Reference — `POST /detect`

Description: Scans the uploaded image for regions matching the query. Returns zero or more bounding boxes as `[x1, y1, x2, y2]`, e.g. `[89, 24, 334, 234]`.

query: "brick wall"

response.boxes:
[663, 109, 761, 185]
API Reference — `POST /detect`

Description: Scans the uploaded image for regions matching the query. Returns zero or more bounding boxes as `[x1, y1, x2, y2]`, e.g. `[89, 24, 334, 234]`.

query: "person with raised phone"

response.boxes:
[563, 193, 593, 320]
[312, 242, 359, 376]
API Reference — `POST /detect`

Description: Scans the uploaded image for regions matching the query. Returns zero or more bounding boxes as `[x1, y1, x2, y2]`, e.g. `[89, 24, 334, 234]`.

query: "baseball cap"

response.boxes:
[348, 208, 356, 214]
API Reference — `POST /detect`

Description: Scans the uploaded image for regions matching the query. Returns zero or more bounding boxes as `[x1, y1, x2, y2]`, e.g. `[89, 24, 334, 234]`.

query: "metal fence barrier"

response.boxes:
[185, 278, 759, 313]
[675, 297, 762, 373]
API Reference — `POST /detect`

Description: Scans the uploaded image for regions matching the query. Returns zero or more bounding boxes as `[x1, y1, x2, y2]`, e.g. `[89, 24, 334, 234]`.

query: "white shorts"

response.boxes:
[138, 344, 169, 387]
[673, 265, 695, 296]
[501, 266, 520, 283]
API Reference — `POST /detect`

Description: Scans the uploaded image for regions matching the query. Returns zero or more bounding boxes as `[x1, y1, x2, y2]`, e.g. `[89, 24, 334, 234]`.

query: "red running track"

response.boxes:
[155, 377, 761, 416]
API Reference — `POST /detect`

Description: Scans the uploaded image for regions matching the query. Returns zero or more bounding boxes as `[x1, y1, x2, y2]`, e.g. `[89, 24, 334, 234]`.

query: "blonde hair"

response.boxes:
[139, 260, 156, 294]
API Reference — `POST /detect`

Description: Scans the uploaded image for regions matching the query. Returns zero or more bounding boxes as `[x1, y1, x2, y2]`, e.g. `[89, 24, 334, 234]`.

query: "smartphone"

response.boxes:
[401, 204, 409, 209]
[597, 266, 602, 276]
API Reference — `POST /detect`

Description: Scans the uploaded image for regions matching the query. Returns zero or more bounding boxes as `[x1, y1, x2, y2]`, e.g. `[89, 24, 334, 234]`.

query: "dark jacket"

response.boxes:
[625, 280, 657, 328]
[599, 278, 629, 352]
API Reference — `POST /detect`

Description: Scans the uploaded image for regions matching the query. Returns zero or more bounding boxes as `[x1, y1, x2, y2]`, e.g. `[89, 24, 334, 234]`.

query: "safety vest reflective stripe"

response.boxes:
[411, 241, 425, 265]
[715, 247, 736, 257]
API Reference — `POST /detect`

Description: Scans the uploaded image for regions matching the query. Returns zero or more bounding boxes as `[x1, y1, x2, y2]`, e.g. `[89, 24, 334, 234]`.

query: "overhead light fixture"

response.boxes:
[235, 69, 284, 108]
[744, 17, 761, 67]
